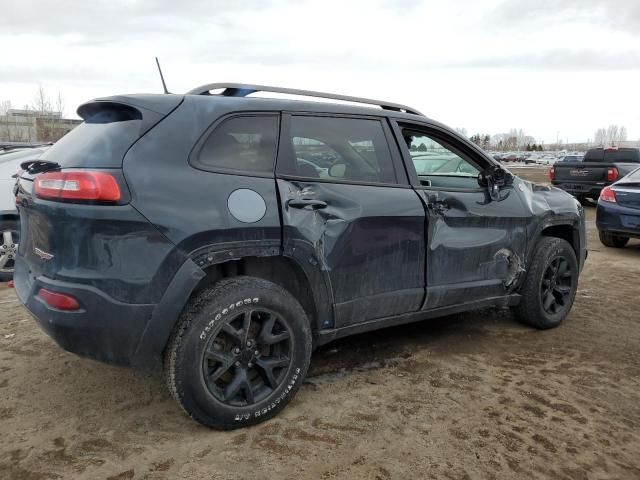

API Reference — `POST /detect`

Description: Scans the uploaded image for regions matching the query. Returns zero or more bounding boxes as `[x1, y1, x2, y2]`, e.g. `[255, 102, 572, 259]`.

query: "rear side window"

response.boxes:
[40, 103, 146, 168]
[193, 115, 279, 175]
[280, 116, 397, 184]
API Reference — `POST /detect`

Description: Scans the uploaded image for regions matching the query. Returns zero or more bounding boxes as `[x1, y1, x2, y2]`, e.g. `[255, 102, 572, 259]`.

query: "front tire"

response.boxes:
[164, 276, 312, 429]
[598, 230, 629, 248]
[514, 237, 578, 329]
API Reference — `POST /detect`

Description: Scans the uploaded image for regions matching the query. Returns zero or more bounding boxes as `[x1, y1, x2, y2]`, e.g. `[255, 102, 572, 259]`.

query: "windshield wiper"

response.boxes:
[20, 159, 61, 174]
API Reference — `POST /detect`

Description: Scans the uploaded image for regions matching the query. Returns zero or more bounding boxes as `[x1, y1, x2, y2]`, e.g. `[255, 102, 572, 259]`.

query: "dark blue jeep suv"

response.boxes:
[13, 84, 587, 429]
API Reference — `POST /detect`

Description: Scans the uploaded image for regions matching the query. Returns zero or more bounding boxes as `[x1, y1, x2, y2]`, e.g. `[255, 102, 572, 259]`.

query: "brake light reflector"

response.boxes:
[607, 167, 618, 182]
[34, 171, 121, 202]
[37, 288, 80, 311]
[599, 186, 617, 203]
[548, 167, 555, 181]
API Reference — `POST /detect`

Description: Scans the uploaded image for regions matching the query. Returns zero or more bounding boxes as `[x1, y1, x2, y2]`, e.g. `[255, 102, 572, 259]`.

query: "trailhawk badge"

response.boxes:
[34, 247, 54, 261]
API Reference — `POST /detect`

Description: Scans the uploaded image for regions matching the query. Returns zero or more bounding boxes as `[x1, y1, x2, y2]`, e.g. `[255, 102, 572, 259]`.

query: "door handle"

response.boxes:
[430, 201, 449, 214]
[287, 198, 327, 210]
[426, 193, 449, 214]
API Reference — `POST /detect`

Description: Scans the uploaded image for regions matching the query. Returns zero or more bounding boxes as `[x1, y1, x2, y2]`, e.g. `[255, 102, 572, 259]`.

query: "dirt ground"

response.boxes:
[1, 166, 639, 480]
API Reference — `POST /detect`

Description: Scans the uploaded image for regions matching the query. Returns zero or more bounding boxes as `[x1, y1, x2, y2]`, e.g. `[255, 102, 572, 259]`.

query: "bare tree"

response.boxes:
[617, 126, 628, 144]
[594, 128, 607, 146]
[0, 100, 11, 115]
[606, 125, 619, 146]
[55, 91, 65, 118]
[32, 84, 53, 116]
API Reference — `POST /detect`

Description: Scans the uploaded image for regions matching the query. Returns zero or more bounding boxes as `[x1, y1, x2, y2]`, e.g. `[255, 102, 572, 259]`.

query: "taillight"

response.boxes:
[548, 167, 555, 181]
[607, 167, 618, 183]
[599, 186, 617, 203]
[37, 288, 81, 311]
[34, 171, 121, 202]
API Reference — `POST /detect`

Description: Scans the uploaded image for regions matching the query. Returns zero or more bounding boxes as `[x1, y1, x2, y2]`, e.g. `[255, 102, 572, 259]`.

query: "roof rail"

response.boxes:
[186, 82, 423, 116]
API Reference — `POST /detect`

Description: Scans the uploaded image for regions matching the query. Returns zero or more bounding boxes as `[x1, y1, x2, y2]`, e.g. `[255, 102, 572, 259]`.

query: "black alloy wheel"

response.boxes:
[201, 308, 292, 407]
[540, 256, 573, 315]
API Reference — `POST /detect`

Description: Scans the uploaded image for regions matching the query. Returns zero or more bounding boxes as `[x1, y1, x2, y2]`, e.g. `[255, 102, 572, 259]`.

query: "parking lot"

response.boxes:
[1, 166, 639, 480]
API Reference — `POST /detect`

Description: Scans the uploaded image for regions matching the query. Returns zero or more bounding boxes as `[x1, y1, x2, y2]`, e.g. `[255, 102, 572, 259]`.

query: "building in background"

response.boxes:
[0, 109, 81, 143]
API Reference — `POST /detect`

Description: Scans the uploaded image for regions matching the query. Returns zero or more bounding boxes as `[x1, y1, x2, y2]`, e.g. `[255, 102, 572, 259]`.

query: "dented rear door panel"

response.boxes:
[277, 179, 425, 328]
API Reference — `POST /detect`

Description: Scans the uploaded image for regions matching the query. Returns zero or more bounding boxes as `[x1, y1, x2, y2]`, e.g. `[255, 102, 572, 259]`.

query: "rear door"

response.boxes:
[275, 113, 426, 328]
[393, 120, 529, 308]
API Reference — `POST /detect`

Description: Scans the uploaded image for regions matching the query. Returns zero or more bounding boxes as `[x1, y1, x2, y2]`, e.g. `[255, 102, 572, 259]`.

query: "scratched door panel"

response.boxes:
[415, 188, 528, 309]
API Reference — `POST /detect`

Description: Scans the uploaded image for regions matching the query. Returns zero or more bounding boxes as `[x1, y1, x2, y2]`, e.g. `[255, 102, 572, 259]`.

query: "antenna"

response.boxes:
[155, 57, 170, 94]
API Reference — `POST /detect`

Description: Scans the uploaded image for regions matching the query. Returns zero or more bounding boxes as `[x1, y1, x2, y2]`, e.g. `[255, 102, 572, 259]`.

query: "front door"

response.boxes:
[276, 113, 426, 328]
[394, 121, 529, 309]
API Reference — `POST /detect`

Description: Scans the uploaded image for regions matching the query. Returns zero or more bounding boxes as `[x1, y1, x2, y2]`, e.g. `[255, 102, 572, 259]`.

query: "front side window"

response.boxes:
[403, 130, 480, 189]
[282, 116, 397, 184]
[194, 115, 279, 175]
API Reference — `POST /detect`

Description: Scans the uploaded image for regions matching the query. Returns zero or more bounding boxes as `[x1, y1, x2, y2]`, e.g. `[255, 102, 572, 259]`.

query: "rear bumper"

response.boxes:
[13, 258, 154, 366]
[552, 182, 605, 199]
[596, 202, 640, 238]
[0, 208, 18, 218]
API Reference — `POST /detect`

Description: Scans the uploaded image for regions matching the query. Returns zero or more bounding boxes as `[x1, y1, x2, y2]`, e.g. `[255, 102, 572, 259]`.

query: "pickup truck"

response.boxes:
[550, 147, 640, 203]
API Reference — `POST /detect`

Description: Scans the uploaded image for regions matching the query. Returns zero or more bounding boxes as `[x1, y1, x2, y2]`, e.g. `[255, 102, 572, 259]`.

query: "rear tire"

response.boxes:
[514, 237, 578, 329]
[0, 220, 19, 282]
[164, 276, 312, 429]
[598, 230, 629, 248]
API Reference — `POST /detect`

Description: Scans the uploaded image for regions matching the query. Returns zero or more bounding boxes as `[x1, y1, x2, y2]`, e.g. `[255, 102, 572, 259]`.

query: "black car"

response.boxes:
[596, 167, 640, 247]
[551, 147, 640, 203]
[13, 83, 587, 429]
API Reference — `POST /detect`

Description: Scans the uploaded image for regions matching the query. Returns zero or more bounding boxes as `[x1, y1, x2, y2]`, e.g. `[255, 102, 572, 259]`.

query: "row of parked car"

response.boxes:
[490, 151, 584, 166]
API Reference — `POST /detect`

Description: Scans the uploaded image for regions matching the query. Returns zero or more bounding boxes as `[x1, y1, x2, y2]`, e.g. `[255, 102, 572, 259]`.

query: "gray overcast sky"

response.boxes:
[1, 0, 639, 143]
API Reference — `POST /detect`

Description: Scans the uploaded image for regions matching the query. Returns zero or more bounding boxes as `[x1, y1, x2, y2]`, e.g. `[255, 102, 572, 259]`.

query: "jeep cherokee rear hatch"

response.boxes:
[13, 95, 183, 363]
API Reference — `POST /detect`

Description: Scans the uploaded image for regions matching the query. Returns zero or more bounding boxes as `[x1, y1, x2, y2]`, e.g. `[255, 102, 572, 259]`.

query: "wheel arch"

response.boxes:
[519, 220, 582, 291]
[193, 255, 325, 334]
[132, 252, 331, 370]
[540, 223, 579, 257]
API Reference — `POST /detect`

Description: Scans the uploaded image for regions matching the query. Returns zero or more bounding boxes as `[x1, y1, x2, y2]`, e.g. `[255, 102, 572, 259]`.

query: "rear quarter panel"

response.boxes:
[122, 95, 281, 267]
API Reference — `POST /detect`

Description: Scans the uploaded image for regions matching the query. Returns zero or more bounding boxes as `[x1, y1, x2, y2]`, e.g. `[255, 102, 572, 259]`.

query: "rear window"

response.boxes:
[40, 103, 145, 168]
[584, 149, 640, 163]
[621, 168, 640, 182]
[279, 116, 397, 184]
[192, 115, 279, 176]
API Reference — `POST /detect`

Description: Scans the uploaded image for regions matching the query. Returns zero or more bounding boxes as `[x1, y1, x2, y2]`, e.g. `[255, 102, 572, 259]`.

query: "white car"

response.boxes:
[536, 154, 559, 166]
[0, 147, 49, 281]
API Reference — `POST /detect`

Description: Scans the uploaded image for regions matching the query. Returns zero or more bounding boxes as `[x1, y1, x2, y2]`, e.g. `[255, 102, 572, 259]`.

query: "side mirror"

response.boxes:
[478, 165, 514, 201]
[328, 163, 346, 178]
